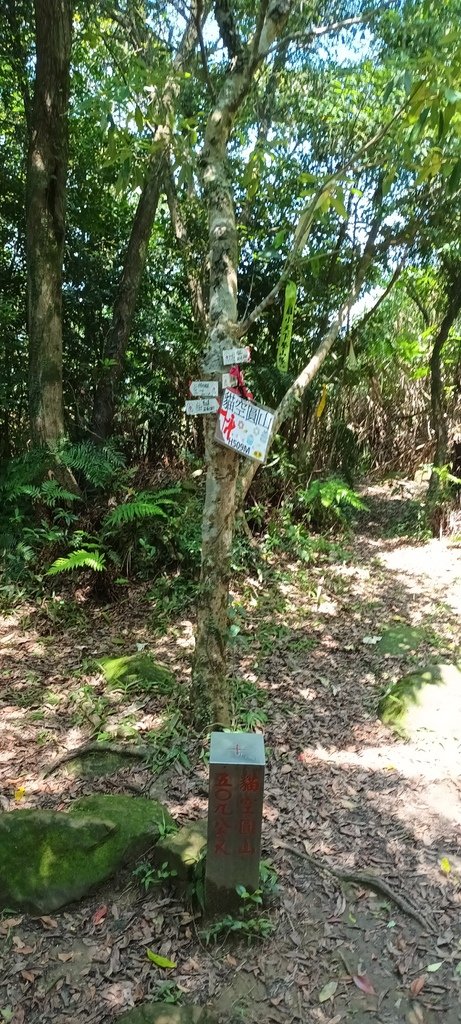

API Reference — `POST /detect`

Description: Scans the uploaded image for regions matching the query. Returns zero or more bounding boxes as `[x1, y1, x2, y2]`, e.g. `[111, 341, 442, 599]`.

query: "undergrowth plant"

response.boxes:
[0, 440, 202, 603]
[297, 476, 366, 531]
[200, 862, 278, 944]
[133, 860, 178, 891]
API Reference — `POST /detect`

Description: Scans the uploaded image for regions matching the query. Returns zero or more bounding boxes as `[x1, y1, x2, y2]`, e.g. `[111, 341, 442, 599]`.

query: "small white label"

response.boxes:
[222, 347, 251, 366]
[185, 398, 219, 415]
[222, 373, 237, 388]
[189, 380, 219, 397]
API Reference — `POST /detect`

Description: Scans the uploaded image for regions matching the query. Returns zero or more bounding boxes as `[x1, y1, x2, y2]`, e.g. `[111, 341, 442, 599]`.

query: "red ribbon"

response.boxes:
[229, 365, 253, 401]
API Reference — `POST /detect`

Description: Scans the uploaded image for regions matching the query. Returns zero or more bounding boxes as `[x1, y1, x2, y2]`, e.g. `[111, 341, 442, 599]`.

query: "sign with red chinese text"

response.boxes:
[206, 732, 265, 913]
[215, 389, 274, 463]
[189, 380, 219, 398]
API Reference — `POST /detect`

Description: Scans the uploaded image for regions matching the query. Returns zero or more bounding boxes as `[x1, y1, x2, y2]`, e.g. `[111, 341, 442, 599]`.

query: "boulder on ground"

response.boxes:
[0, 795, 174, 914]
[378, 663, 461, 739]
[152, 819, 207, 885]
[99, 654, 175, 695]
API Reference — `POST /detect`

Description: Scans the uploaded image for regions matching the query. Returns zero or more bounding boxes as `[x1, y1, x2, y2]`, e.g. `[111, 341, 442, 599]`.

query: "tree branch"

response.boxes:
[196, 0, 216, 97]
[278, 6, 387, 49]
[165, 165, 207, 329]
[350, 259, 405, 338]
[214, 0, 243, 59]
[235, 80, 426, 339]
[237, 212, 383, 501]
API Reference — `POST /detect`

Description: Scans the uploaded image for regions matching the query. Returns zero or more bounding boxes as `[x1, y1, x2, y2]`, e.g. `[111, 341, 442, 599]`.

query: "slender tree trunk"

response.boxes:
[26, 0, 72, 448]
[428, 283, 461, 499]
[89, 158, 168, 441]
[90, 12, 198, 442]
[190, 0, 292, 730]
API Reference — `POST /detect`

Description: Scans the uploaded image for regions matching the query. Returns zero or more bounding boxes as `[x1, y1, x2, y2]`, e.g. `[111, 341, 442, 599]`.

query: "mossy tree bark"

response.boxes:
[26, 0, 72, 449]
[190, 0, 292, 730]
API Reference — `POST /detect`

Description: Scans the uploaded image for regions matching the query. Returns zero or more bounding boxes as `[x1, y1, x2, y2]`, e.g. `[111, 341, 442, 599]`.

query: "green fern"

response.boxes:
[56, 441, 125, 487]
[103, 489, 179, 530]
[47, 549, 106, 575]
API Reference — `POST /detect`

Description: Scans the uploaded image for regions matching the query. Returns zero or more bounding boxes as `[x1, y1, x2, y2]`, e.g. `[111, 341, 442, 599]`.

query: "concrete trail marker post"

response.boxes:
[205, 732, 265, 914]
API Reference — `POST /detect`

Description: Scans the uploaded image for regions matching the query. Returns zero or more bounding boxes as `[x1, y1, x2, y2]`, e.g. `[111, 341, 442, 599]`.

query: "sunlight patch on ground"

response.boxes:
[299, 742, 461, 836]
[376, 540, 461, 614]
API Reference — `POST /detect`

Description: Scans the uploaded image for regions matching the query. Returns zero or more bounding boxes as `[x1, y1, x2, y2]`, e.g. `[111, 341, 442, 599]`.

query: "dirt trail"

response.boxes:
[0, 481, 460, 1024]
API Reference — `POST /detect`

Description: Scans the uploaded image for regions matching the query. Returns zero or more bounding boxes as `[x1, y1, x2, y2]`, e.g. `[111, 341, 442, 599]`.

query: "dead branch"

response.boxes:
[278, 841, 435, 933]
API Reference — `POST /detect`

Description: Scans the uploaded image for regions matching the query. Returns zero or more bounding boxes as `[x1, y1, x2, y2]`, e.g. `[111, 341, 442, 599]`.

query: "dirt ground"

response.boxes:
[1, 481, 461, 1024]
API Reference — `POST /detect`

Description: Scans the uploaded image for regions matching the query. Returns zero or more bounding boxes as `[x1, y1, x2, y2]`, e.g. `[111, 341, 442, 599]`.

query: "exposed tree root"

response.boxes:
[278, 840, 435, 933]
[43, 741, 151, 778]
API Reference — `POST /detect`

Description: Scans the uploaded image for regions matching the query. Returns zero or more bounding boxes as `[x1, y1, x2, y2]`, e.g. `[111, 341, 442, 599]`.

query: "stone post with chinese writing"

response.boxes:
[205, 732, 265, 913]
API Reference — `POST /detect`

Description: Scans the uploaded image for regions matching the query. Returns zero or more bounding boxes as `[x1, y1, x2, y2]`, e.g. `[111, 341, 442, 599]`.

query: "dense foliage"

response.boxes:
[1, 2, 460, 714]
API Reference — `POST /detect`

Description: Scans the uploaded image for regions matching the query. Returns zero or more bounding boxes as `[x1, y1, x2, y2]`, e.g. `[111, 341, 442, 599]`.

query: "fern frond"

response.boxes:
[39, 480, 80, 506]
[103, 501, 168, 529]
[56, 441, 125, 487]
[47, 549, 106, 575]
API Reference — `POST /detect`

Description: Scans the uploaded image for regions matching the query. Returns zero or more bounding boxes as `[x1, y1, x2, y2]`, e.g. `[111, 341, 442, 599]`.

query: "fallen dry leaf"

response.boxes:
[92, 905, 108, 926]
[407, 1004, 425, 1024]
[0, 917, 23, 932]
[38, 916, 58, 928]
[57, 952, 74, 962]
[319, 979, 338, 1002]
[352, 974, 376, 995]
[410, 975, 426, 998]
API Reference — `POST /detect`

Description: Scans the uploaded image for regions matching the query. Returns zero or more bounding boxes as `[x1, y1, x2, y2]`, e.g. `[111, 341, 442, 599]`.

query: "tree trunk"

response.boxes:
[89, 157, 167, 441]
[190, 0, 292, 730]
[428, 282, 461, 499]
[90, 11, 199, 442]
[26, 0, 72, 448]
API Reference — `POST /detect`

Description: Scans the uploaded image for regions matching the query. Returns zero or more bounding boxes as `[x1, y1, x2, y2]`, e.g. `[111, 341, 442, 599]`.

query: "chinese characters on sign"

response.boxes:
[206, 732, 265, 913]
[222, 346, 251, 365]
[189, 380, 219, 397]
[215, 389, 274, 463]
[184, 397, 219, 415]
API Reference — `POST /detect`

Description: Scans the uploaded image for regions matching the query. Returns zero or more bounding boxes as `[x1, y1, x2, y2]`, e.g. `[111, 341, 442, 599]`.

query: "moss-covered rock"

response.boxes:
[152, 819, 207, 886]
[61, 750, 132, 779]
[378, 663, 461, 739]
[377, 623, 423, 656]
[116, 1004, 216, 1024]
[0, 796, 174, 914]
[99, 654, 175, 695]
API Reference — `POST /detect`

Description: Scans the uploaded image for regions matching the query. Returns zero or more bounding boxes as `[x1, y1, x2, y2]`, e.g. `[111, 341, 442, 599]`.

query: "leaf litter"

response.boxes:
[0, 482, 460, 1023]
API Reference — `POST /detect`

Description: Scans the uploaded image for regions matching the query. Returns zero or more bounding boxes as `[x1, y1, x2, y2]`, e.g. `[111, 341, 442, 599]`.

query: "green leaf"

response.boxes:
[319, 980, 338, 1002]
[330, 193, 348, 220]
[134, 106, 144, 133]
[382, 77, 395, 103]
[273, 229, 287, 249]
[426, 962, 443, 972]
[449, 160, 461, 193]
[146, 950, 177, 969]
[46, 550, 106, 575]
